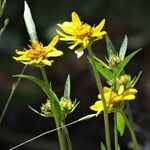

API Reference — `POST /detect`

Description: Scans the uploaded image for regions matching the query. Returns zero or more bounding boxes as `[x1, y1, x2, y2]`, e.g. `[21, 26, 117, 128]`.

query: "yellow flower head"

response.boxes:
[56, 11, 106, 58]
[90, 86, 137, 115]
[13, 36, 63, 67]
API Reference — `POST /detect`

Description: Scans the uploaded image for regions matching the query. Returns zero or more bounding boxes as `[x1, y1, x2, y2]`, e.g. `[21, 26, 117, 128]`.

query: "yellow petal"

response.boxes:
[118, 85, 124, 95]
[69, 41, 81, 49]
[72, 12, 82, 26]
[15, 49, 26, 55]
[127, 88, 138, 94]
[92, 31, 107, 38]
[42, 59, 53, 66]
[103, 87, 111, 93]
[58, 22, 75, 34]
[90, 101, 104, 112]
[47, 36, 59, 50]
[56, 29, 73, 39]
[82, 38, 89, 49]
[93, 19, 106, 32]
[123, 94, 136, 100]
[47, 49, 63, 57]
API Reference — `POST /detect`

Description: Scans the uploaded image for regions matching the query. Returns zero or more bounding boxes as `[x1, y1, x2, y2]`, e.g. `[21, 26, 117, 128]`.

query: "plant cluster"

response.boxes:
[0, 1, 142, 150]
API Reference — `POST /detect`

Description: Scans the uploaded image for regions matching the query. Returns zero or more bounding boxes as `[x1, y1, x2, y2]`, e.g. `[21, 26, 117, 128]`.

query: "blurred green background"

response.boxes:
[0, 0, 149, 149]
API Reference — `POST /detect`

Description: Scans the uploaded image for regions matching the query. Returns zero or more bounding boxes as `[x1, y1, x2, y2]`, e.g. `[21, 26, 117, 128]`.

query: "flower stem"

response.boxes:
[114, 112, 119, 150]
[61, 121, 72, 150]
[126, 102, 134, 128]
[40, 67, 51, 88]
[87, 46, 111, 150]
[53, 116, 66, 150]
[0, 65, 27, 124]
[40, 67, 67, 150]
[120, 110, 139, 150]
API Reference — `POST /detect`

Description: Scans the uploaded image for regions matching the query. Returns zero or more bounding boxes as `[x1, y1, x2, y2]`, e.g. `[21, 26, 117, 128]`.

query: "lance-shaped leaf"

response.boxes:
[14, 74, 62, 120]
[117, 112, 125, 136]
[113, 49, 141, 82]
[24, 1, 38, 41]
[119, 35, 128, 60]
[130, 71, 142, 88]
[0, 18, 9, 36]
[0, 0, 6, 18]
[106, 34, 118, 58]
[94, 56, 113, 81]
[64, 75, 71, 98]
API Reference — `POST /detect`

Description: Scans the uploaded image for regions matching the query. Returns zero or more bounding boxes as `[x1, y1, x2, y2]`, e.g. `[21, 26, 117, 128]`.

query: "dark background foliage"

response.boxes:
[0, 0, 149, 150]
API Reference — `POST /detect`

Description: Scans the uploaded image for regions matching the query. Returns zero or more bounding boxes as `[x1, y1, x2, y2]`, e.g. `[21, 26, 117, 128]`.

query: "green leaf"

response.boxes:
[106, 34, 118, 58]
[95, 61, 113, 81]
[100, 142, 106, 150]
[28, 105, 52, 117]
[117, 112, 125, 136]
[119, 35, 128, 60]
[14, 74, 62, 119]
[113, 49, 141, 82]
[64, 75, 71, 98]
[0, 0, 6, 18]
[0, 18, 9, 36]
[70, 100, 80, 113]
[130, 71, 142, 88]
[24, 1, 38, 41]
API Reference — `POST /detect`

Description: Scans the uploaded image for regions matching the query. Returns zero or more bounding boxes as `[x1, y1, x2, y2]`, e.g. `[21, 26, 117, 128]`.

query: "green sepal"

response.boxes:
[100, 142, 106, 150]
[106, 34, 118, 59]
[119, 35, 128, 60]
[70, 99, 80, 114]
[28, 105, 53, 118]
[14, 74, 63, 120]
[116, 111, 125, 136]
[113, 49, 141, 83]
[64, 75, 71, 99]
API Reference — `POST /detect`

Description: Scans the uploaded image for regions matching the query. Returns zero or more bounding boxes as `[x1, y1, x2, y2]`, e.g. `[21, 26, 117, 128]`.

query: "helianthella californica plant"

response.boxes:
[0, 1, 143, 150]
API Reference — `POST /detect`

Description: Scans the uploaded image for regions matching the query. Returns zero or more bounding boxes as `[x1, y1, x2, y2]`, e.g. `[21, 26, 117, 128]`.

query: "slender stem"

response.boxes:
[87, 46, 111, 150]
[53, 116, 66, 150]
[40, 67, 50, 88]
[0, 65, 27, 124]
[126, 102, 134, 128]
[120, 110, 139, 150]
[40, 67, 66, 150]
[114, 113, 119, 150]
[61, 121, 72, 150]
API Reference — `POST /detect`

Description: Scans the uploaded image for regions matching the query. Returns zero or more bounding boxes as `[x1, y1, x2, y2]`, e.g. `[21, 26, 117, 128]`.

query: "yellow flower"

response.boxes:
[13, 36, 63, 67]
[56, 11, 106, 58]
[90, 86, 137, 114]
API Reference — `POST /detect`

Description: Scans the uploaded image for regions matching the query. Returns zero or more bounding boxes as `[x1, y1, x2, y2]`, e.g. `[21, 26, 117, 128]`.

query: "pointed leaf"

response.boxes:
[0, 0, 6, 18]
[117, 112, 125, 136]
[100, 142, 106, 150]
[0, 18, 9, 36]
[64, 75, 71, 98]
[130, 71, 142, 88]
[24, 1, 38, 41]
[106, 34, 117, 58]
[94, 56, 110, 69]
[28, 105, 50, 117]
[113, 49, 141, 82]
[95, 59, 113, 80]
[119, 35, 128, 60]
[14, 74, 62, 119]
